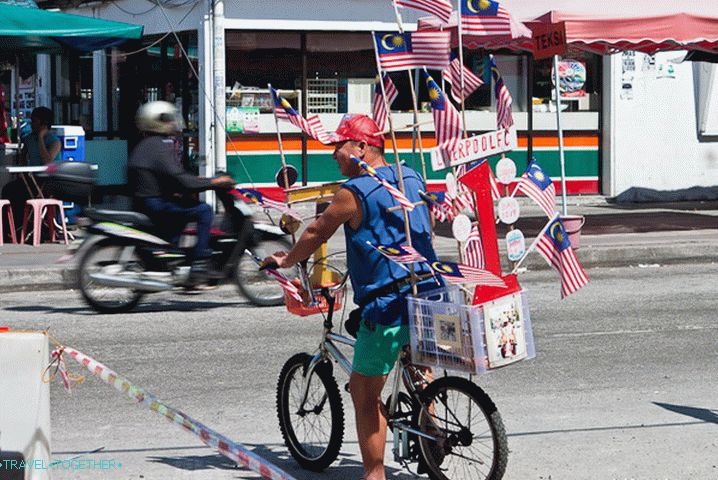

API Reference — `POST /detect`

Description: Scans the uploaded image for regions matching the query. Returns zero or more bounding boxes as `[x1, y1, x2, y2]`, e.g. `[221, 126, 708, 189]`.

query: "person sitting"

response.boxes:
[1, 107, 61, 240]
[127, 101, 233, 286]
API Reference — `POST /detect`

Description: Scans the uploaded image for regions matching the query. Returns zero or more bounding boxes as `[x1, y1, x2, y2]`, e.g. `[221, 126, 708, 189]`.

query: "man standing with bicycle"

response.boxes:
[264, 113, 440, 480]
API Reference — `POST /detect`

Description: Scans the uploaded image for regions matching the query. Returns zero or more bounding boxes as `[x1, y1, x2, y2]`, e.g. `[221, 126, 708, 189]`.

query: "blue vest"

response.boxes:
[342, 164, 440, 327]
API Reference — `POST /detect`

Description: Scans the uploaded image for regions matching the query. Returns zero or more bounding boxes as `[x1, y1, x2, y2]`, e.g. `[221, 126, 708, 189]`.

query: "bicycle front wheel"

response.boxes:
[416, 376, 508, 480]
[276, 353, 345, 472]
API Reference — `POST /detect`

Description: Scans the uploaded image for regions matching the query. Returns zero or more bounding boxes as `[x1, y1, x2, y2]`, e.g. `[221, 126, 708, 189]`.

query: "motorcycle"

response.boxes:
[45, 162, 296, 313]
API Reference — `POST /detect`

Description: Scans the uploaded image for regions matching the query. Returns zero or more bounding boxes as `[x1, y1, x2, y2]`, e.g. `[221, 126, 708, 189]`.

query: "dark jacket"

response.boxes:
[128, 135, 212, 199]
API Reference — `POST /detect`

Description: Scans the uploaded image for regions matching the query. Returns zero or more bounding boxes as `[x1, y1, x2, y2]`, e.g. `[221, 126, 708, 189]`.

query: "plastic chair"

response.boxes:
[0, 199, 17, 245]
[20, 199, 69, 246]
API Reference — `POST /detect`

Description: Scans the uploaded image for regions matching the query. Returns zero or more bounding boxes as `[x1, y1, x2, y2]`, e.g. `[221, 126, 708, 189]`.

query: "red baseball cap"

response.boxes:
[330, 114, 385, 148]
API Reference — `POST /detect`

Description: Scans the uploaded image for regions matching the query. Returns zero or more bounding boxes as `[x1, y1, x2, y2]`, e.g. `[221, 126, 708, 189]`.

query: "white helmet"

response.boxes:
[135, 101, 185, 135]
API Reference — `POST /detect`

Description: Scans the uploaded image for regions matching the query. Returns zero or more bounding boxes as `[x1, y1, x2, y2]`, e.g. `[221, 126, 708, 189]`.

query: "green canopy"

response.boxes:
[0, 3, 143, 52]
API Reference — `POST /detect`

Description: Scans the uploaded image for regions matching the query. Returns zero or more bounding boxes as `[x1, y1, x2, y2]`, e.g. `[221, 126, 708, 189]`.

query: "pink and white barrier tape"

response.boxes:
[61, 347, 296, 480]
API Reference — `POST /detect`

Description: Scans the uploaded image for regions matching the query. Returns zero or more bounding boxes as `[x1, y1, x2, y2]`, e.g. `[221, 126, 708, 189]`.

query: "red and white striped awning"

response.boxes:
[418, 9, 718, 54]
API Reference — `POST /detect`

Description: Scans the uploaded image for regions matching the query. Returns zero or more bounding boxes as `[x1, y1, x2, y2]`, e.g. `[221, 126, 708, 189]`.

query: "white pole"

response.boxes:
[553, 54, 568, 216]
[213, 0, 226, 172]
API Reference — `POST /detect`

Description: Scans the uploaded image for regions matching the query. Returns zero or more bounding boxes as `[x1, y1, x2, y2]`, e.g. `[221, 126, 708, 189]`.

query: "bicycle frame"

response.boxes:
[298, 284, 439, 462]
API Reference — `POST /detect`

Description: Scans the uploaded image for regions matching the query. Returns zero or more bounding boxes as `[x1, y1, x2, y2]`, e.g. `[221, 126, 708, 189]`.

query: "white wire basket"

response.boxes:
[408, 286, 536, 375]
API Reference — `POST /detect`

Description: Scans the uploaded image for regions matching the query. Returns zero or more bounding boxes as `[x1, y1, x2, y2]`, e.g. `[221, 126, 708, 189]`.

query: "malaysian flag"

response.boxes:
[514, 160, 556, 217]
[463, 224, 485, 269]
[270, 88, 331, 143]
[536, 218, 589, 298]
[351, 156, 415, 211]
[430, 260, 506, 288]
[394, 0, 453, 24]
[442, 54, 484, 104]
[424, 191, 455, 222]
[372, 242, 427, 264]
[234, 188, 300, 219]
[374, 31, 450, 72]
[423, 69, 462, 158]
[490, 56, 514, 130]
[460, 0, 512, 36]
[372, 75, 398, 131]
[264, 268, 304, 302]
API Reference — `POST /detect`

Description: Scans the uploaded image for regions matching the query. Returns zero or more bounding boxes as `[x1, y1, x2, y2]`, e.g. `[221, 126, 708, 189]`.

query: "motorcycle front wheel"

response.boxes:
[235, 237, 295, 306]
[77, 238, 145, 314]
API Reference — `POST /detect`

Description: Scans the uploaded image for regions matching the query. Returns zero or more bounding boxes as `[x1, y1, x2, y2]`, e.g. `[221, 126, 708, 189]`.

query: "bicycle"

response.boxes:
[274, 262, 509, 480]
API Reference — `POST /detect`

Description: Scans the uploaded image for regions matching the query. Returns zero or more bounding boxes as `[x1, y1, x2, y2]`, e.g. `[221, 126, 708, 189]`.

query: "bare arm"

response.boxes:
[37, 129, 61, 164]
[267, 187, 360, 269]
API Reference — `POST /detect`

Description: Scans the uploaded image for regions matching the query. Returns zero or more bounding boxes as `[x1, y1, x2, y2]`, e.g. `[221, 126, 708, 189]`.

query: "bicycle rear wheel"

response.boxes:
[276, 353, 344, 472]
[416, 376, 508, 480]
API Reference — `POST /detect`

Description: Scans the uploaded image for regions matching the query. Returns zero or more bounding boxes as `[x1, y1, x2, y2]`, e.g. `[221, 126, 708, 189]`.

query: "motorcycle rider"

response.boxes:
[128, 101, 233, 287]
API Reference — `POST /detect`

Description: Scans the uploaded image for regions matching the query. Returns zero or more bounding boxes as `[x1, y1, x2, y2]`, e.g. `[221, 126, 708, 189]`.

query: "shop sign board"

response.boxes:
[226, 106, 260, 133]
[432, 126, 517, 171]
[532, 21, 567, 60]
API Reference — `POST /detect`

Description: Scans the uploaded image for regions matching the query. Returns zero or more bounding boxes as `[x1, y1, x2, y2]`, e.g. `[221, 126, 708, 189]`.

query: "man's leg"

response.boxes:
[183, 202, 213, 259]
[349, 372, 388, 480]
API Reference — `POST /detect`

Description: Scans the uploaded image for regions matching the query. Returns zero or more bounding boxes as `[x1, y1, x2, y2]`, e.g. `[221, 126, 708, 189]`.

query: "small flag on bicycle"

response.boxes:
[536, 218, 589, 298]
[513, 160, 556, 217]
[372, 75, 398, 131]
[264, 268, 303, 302]
[271, 87, 331, 144]
[430, 260, 506, 287]
[463, 225, 485, 269]
[351, 156, 415, 211]
[234, 188, 301, 220]
[442, 53, 484, 104]
[424, 191, 455, 222]
[371, 242, 427, 264]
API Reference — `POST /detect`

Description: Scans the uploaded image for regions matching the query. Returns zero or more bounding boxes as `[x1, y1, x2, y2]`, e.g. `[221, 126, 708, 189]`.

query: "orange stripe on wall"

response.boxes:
[227, 132, 598, 152]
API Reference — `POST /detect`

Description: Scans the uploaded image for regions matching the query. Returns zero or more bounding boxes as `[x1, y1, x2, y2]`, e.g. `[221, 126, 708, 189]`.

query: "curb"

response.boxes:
[1, 242, 715, 293]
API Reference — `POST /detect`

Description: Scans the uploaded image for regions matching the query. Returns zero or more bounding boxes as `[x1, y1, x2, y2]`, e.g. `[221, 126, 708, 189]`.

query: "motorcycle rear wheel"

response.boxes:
[236, 237, 295, 306]
[78, 239, 145, 314]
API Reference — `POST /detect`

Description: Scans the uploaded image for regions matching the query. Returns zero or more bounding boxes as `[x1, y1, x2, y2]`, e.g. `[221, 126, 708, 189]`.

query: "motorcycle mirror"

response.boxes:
[280, 213, 302, 235]
[275, 165, 298, 189]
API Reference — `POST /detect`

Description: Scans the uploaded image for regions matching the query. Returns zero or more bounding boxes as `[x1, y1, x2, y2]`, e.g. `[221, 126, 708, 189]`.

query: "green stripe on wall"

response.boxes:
[228, 149, 598, 185]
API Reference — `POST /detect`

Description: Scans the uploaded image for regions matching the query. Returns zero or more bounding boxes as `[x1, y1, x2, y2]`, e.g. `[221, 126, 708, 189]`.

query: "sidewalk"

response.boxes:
[0, 196, 716, 293]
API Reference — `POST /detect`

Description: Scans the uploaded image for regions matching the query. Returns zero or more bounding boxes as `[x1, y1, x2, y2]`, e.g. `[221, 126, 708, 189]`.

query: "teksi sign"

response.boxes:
[531, 21, 567, 60]
[432, 126, 517, 171]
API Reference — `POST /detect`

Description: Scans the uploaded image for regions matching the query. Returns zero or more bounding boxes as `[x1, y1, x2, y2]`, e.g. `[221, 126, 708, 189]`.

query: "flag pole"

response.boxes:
[453, 2, 473, 267]
[553, 54, 569, 216]
[511, 212, 560, 274]
[390, 4, 429, 184]
[372, 31, 418, 295]
[268, 84, 291, 191]
[455, 1, 469, 140]
[268, 84, 297, 243]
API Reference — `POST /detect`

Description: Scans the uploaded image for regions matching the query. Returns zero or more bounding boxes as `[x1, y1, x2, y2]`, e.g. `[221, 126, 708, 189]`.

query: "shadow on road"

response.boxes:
[653, 401, 718, 424]
[147, 443, 417, 479]
[2, 300, 250, 315]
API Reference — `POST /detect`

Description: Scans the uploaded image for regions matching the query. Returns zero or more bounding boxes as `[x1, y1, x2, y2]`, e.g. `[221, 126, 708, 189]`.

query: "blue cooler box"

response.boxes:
[51, 126, 86, 223]
[52, 125, 86, 163]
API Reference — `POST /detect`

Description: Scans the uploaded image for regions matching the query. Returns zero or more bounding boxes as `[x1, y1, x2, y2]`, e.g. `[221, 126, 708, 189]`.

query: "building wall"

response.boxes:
[608, 52, 718, 194]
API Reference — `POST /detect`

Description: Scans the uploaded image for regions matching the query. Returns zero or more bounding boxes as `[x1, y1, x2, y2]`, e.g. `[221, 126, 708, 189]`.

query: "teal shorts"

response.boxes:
[352, 322, 410, 377]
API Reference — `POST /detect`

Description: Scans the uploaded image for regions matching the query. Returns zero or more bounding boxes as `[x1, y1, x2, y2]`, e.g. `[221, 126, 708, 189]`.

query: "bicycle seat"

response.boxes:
[84, 208, 154, 228]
